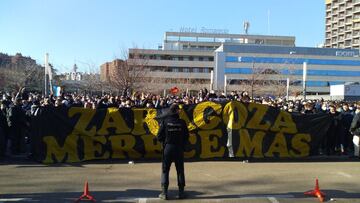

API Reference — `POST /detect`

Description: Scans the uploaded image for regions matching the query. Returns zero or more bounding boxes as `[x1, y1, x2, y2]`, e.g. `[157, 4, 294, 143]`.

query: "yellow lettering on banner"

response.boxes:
[236, 129, 265, 158]
[81, 135, 110, 160]
[132, 108, 159, 136]
[141, 134, 162, 158]
[290, 133, 311, 157]
[179, 106, 197, 131]
[222, 101, 248, 130]
[199, 129, 225, 158]
[43, 134, 80, 163]
[109, 134, 141, 159]
[68, 107, 96, 136]
[193, 101, 222, 130]
[265, 132, 290, 158]
[184, 133, 197, 158]
[270, 111, 298, 134]
[246, 103, 271, 131]
[98, 108, 131, 136]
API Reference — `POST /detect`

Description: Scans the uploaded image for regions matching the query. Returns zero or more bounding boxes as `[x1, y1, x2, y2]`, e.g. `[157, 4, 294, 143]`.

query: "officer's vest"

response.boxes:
[165, 121, 183, 145]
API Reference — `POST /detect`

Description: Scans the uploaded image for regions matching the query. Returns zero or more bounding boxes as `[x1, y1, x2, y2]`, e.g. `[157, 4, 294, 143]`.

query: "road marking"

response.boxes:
[116, 196, 137, 201]
[115, 195, 294, 202]
[204, 173, 219, 179]
[0, 198, 33, 202]
[116, 197, 159, 202]
[239, 194, 294, 199]
[268, 197, 280, 203]
[138, 198, 147, 203]
[337, 171, 352, 178]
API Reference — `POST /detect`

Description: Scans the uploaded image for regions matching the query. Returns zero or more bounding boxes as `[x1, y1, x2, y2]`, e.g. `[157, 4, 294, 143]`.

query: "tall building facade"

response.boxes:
[324, 0, 360, 49]
[100, 59, 124, 81]
[100, 31, 360, 96]
[215, 44, 360, 95]
[126, 31, 295, 93]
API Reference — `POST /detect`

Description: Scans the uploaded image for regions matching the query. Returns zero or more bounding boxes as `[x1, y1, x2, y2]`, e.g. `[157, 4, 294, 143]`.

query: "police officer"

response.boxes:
[7, 98, 26, 155]
[0, 98, 10, 158]
[350, 104, 360, 158]
[157, 103, 189, 200]
[0, 101, 7, 158]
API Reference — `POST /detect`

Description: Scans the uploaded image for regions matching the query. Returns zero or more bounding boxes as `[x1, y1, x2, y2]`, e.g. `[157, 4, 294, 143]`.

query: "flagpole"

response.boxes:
[210, 70, 214, 91]
[286, 77, 290, 101]
[224, 75, 227, 95]
[303, 62, 307, 100]
[45, 53, 49, 97]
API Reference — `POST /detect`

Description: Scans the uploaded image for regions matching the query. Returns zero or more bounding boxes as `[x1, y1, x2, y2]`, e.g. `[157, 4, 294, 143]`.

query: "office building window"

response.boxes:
[224, 67, 360, 77]
[183, 68, 189, 72]
[193, 68, 199, 73]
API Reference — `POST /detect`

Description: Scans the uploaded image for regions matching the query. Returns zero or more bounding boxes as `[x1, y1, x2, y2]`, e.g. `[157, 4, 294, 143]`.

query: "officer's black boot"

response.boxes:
[178, 186, 185, 199]
[159, 185, 168, 200]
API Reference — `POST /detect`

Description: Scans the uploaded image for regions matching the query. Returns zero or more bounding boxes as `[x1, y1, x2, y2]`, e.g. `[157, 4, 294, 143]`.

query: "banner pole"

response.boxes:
[44, 53, 49, 97]
[303, 62, 307, 100]
[286, 77, 289, 101]
[210, 70, 214, 91]
[224, 75, 227, 95]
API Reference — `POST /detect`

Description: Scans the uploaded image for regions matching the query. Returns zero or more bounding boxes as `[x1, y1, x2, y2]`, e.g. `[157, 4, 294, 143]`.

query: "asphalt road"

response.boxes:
[0, 157, 359, 203]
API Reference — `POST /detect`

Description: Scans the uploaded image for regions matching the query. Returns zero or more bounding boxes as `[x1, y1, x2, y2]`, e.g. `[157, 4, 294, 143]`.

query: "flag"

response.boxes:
[170, 87, 179, 94]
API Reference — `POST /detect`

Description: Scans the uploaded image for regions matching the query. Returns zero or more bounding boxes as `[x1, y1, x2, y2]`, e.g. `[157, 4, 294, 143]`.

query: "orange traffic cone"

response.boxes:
[75, 181, 96, 202]
[304, 178, 326, 202]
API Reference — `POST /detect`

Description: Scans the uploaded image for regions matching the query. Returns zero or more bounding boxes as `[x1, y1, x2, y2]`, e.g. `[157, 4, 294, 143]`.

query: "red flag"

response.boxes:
[170, 87, 179, 94]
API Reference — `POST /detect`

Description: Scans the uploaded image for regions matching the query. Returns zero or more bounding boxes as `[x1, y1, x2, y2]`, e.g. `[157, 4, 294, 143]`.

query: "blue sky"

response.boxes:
[0, 0, 324, 73]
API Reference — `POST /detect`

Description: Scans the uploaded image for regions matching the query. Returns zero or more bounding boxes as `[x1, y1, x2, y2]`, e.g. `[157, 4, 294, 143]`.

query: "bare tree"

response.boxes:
[260, 68, 286, 97]
[236, 62, 268, 98]
[108, 48, 148, 96]
[265, 60, 298, 98]
[232, 60, 298, 98]
[76, 61, 105, 95]
[0, 59, 44, 92]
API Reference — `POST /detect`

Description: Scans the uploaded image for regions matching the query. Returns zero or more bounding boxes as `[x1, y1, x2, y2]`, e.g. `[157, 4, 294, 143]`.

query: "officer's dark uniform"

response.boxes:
[0, 100, 10, 158]
[7, 99, 26, 154]
[0, 108, 7, 158]
[350, 109, 360, 157]
[341, 109, 354, 153]
[157, 104, 189, 200]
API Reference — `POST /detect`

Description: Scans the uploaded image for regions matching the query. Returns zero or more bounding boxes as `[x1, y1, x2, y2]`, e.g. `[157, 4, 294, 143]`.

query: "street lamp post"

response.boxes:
[286, 77, 290, 101]
[303, 62, 307, 100]
[210, 70, 214, 91]
[224, 75, 227, 95]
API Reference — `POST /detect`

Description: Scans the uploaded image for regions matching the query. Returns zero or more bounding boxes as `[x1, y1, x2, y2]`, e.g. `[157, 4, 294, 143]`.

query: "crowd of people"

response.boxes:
[0, 87, 359, 160]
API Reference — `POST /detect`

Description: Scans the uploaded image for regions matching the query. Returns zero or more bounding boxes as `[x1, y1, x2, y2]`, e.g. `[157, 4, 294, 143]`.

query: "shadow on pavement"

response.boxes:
[169, 190, 360, 202]
[0, 189, 203, 203]
[0, 154, 359, 167]
[1, 189, 360, 202]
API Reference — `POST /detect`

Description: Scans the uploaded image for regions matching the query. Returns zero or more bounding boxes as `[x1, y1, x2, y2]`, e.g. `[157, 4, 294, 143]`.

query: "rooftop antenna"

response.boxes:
[243, 21, 250, 35]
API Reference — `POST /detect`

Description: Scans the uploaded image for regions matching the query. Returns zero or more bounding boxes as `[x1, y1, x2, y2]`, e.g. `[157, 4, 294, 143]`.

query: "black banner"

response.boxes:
[32, 101, 332, 163]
